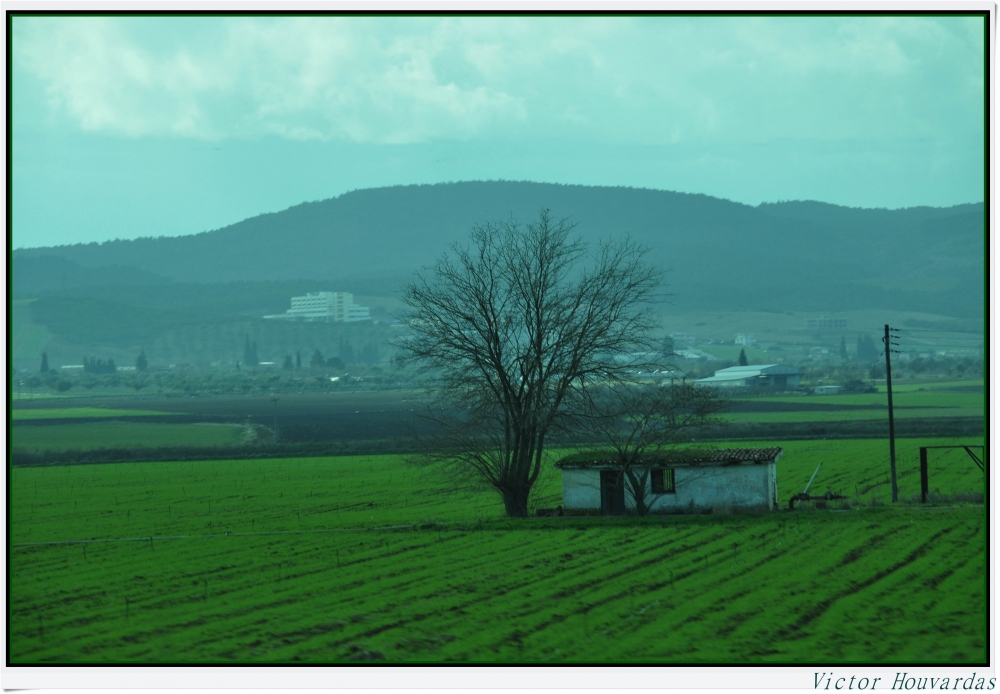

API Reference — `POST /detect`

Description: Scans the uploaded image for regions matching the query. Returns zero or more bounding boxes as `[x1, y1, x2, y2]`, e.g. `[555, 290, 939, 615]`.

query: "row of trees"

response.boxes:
[82, 356, 117, 374]
[39, 351, 148, 373]
[396, 210, 723, 518]
[25, 363, 403, 396]
[243, 337, 381, 369]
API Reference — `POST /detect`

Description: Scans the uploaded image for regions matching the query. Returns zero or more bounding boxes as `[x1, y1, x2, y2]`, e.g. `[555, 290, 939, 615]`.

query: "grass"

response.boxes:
[9, 392, 77, 400]
[744, 390, 983, 408]
[888, 380, 984, 392]
[723, 385, 984, 423]
[11, 422, 243, 452]
[722, 408, 982, 423]
[12, 408, 177, 421]
[9, 436, 986, 663]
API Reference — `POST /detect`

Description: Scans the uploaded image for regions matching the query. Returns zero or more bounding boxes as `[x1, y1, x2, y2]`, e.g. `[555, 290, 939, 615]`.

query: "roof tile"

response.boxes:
[556, 447, 783, 468]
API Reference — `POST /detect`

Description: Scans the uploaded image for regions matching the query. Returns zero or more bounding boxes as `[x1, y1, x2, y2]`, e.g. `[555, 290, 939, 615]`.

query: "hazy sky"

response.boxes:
[12, 14, 986, 248]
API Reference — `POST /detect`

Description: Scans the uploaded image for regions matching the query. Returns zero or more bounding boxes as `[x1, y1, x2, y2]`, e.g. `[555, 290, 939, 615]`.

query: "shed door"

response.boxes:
[600, 471, 626, 516]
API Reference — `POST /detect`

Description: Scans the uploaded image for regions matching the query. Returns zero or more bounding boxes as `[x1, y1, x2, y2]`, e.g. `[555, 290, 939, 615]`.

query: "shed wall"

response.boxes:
[649, 464, 774, 512]
[561, 468, 602, 510]
[560, 463, 776, 512]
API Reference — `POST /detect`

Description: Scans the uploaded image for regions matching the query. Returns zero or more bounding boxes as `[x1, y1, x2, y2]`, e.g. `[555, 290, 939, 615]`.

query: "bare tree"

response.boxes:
[571, 382, 728, 515]
[396, 210, 663, 517]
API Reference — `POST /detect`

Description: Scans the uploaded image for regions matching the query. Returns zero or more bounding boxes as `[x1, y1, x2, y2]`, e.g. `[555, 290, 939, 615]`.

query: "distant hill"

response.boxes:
[13, 255, 173, 295]
[11, 182, 985, 369]
[14, 181, 983, 317]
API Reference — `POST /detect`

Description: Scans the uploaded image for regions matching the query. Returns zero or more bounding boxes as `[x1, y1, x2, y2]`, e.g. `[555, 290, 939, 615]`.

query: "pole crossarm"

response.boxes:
[918, 445, 985, 502]
[963, 446, 984, 471]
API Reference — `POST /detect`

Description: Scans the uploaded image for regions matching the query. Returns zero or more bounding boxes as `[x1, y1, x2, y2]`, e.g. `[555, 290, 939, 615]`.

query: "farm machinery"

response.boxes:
[788, 462, 847, 510]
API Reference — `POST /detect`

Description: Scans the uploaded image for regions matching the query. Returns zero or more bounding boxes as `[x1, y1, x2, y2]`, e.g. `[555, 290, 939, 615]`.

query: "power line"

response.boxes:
[898, 337, 983, 342]
[895, 327, 983, 334]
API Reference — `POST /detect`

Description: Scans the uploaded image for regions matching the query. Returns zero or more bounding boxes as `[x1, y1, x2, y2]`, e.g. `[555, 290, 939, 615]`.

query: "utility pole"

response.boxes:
[884, 324, 900, 502]
[270, 395, 279, 445]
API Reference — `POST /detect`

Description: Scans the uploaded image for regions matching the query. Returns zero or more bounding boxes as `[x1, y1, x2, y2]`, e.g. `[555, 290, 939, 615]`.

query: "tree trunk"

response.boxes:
[633, 491, 649, 516]
[626, 469, 649, 516]
[501, 487, 530, 517]
[496, 445, 536, 517]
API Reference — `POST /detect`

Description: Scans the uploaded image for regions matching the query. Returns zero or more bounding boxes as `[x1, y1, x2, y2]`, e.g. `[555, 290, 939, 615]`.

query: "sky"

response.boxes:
[11, 14, 987, 249]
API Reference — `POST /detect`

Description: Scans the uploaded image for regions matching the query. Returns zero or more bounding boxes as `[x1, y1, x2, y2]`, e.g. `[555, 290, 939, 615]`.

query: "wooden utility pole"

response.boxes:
[270, 395, 279, 444]
[884, 324, 898, 502]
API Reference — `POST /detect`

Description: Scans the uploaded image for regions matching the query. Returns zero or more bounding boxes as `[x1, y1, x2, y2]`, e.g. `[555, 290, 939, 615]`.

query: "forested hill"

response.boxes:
[14, 181, 984, 316]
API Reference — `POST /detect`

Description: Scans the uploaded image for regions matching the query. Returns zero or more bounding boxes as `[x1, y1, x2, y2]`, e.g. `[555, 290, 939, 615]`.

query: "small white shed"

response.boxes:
[555, 447, 783, 515]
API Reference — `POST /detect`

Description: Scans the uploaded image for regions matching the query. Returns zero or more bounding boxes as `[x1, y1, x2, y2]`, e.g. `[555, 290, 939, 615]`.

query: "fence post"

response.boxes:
[920, 447, 929, 503]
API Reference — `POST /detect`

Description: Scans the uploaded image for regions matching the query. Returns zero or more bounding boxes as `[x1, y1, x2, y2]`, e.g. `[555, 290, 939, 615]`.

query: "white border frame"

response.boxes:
[2, 3, 993, 690]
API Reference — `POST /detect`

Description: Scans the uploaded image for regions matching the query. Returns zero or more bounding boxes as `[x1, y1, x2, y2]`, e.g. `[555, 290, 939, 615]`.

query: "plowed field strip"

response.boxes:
[10, 445, 986, 663]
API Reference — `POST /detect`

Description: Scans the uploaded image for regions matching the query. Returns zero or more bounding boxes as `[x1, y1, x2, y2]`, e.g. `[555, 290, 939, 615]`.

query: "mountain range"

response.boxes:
[14, 181, 984, 317]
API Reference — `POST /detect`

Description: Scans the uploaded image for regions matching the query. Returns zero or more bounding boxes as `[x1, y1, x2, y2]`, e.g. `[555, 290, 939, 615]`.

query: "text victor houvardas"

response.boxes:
[814, 673, 997, 690]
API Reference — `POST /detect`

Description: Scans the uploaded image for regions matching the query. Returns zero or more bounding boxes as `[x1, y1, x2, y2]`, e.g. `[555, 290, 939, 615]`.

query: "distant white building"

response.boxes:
[695, 364, 800, 389]
[735, 333, 755, 347]
[813, 385, 843, 395]
[264, 292, 370, 323]
[347, 304, 371, 322]
[805, 317, 848, 330]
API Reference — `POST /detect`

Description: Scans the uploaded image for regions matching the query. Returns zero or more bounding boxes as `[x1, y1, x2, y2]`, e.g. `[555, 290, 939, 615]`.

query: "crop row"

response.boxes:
[9, 437, 986, 662]
[12, 407, 179, 421]
[10, 508, 984, 663]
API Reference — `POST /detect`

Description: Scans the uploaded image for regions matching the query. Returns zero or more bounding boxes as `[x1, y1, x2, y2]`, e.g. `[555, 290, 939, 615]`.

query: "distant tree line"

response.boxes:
[83, 356, 117, 374]
[243, 336, 260, 367]
[856, 334, 881, 363]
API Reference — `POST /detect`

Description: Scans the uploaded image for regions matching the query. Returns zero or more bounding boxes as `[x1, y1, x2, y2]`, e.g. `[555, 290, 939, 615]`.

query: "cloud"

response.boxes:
[12, 15, 984, 145]
[13, 16, 529, 143]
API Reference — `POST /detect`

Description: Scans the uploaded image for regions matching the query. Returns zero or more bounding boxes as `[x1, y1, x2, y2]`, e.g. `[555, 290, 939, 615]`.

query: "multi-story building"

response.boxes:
[265, 292, 370, 323]
[347, 304, 370, 322]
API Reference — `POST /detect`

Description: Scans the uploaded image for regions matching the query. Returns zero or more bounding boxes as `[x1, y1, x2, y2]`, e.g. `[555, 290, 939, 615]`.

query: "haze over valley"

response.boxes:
[12, 180, 984, 371]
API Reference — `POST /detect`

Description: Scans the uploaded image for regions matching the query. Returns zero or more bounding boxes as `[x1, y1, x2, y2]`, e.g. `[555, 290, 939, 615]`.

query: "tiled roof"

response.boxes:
[555, 447, 783, 468]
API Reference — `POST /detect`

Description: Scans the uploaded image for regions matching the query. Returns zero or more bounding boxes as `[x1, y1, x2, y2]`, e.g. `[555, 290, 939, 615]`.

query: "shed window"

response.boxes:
[651, 468, 675, 494]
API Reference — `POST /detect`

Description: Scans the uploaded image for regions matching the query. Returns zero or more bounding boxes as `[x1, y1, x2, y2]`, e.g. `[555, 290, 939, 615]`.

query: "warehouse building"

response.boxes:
[694, 364, 800, 389]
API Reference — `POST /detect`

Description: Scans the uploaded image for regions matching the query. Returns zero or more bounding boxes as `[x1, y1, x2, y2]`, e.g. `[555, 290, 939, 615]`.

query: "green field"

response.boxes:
[11, 422, 242, 452]
[9, 437, 986, 663]
[724, 385, 984, 423]
[889, 380, 985, 392]
[723, 408, 983, 424]
[12, 408, 176, 421]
